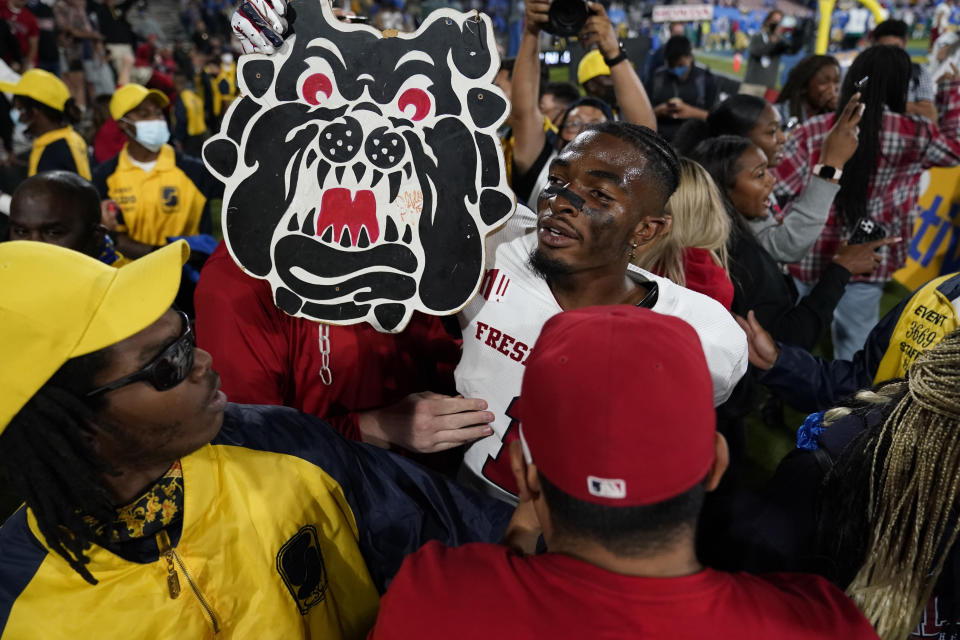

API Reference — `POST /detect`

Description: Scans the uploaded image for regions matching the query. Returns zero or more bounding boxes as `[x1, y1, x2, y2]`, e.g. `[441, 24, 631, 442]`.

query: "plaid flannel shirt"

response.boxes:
[773, 79, 960, 285]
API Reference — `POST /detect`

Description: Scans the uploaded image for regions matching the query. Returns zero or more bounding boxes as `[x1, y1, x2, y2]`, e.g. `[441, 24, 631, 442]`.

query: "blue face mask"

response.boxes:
[668, 65, 689, 79]
[9, 108, 20, 125]
[126, 118, 170, 152]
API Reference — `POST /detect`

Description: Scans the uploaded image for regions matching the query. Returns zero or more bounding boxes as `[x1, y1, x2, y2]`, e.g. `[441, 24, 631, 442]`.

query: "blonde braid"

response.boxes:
[846, 331, 960, 640]
[822, 382, 908, 427]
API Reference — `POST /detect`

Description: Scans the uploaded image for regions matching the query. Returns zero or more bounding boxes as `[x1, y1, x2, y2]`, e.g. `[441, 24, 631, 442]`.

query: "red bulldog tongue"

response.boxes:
[317, 188, 380, 245]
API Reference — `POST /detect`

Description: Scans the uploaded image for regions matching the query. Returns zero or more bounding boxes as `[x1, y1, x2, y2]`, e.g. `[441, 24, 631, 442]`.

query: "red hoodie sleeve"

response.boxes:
[682, 248, 734, 310]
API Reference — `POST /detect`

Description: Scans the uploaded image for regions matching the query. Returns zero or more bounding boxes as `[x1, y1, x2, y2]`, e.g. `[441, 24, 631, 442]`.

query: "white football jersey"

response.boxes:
[456, 205, 748, 503]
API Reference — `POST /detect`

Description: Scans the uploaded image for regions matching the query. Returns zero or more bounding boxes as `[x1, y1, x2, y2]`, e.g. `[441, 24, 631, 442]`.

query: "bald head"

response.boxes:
[7, 172, 103, 256]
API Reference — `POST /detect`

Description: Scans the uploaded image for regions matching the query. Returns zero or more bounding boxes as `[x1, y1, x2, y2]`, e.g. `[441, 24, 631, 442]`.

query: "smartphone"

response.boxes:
[848, 216, 886, 245]
[854, 75, 869, 92]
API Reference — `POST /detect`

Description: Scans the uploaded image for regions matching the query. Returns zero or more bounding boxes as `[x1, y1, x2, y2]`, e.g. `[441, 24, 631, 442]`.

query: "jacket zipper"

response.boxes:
[156, 531, 221, 633]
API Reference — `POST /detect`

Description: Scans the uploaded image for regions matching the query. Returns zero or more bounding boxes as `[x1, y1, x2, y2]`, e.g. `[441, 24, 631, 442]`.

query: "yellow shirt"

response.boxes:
[174, 89, 207, 137]
[92, 144, 215, 246]
[28, 126, 91, 180]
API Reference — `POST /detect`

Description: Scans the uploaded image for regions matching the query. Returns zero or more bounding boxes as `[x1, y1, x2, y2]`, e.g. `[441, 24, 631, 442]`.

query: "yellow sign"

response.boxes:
[894, 166, 960, 290]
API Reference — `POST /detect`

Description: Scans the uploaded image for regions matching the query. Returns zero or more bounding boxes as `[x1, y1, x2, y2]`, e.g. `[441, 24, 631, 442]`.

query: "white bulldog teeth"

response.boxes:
[290, 133, 418, 248]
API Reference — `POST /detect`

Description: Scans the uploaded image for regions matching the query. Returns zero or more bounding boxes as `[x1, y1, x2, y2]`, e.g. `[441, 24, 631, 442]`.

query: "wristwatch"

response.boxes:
[812, 163, 842, 181]
[603, 48, 629, 68]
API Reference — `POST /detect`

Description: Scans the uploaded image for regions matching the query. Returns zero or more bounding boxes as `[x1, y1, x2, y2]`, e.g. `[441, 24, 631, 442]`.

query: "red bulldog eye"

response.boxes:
[398, 88, 431, 121]
[302, 73, 333, 105]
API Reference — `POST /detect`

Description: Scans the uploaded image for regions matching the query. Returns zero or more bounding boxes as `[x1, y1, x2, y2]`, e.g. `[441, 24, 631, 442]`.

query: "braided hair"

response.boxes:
[776, 54, 840, 121]
[833, 46, 911, 230]
[0, 350, 116, 585]
[816, 329, 960, 639]
[585, 121, 681, 204]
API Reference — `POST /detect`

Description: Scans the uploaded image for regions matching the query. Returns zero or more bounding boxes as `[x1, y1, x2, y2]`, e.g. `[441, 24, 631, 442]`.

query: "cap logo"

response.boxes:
[587, 476, 626, 499]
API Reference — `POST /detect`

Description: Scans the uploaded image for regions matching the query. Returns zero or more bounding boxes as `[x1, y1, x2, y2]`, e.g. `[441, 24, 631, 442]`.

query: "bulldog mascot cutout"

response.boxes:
[203, 1, 515, 332]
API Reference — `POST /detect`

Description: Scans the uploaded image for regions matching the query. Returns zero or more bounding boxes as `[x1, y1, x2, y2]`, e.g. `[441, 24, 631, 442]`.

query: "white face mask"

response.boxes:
[124, 118, 170, 152]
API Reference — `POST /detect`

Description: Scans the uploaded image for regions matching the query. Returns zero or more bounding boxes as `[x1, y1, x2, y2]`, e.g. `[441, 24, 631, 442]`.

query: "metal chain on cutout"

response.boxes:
[319, 324, 332, 385]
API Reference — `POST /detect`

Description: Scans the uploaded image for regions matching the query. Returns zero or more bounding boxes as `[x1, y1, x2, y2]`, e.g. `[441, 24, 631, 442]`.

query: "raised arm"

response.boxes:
[755, 93, 863, 262]
[510, 0, 550, 177]
[922, 76, 960, 168]
[578, 1, 655, 129]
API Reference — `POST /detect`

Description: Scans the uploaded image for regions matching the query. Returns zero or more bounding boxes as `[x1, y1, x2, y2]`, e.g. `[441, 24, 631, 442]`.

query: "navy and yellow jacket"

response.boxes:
[92, 144, 222, 247]
[759, 272, 960, 412]
[29, 126, 91, 180]
[172, 88, 207, 140]
[0, 404, 510, 639]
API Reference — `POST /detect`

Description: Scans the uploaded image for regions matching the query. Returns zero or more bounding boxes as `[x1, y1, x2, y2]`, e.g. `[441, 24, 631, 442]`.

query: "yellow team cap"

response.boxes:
[0, 69, 71, 111]
[109, 83, 170, 121]
[0, 240, 190, 433]
[577, 49, 611, 86]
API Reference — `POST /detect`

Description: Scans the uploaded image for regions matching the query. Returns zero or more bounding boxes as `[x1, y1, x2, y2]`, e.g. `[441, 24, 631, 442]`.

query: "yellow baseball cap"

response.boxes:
[109, 83, 170, 120]
[0, 69, 71, 111]
[0, 240, 190, 432]
[578, 49, 611, 85]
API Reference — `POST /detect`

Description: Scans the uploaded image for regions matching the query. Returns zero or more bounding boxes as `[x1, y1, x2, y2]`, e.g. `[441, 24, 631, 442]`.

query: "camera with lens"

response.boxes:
[544, 0, 594, 37]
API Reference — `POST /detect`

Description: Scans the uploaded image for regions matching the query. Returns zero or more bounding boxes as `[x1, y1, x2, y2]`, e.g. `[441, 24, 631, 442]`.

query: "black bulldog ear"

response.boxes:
[451, 14, 495, 79]
[203, 138, 239, 181]
[288, 0, 336, 35]
[241, 59, 275, 98]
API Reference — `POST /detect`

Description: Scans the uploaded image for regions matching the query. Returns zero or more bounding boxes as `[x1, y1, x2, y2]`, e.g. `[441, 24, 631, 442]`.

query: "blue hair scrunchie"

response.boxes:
[796, 411, 826, 451]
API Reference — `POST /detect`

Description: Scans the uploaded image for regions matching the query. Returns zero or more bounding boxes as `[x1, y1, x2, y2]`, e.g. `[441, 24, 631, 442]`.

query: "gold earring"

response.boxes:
[629, 241, 638, 262]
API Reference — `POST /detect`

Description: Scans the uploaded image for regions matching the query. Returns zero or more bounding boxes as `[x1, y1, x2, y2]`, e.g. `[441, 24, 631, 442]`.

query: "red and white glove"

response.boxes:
[232, 0, 289, 54]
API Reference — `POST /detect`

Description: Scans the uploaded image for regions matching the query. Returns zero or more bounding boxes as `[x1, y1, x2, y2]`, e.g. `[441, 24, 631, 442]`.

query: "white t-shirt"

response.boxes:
[455, 205, 748, 502]
[845, 8, 871, 35]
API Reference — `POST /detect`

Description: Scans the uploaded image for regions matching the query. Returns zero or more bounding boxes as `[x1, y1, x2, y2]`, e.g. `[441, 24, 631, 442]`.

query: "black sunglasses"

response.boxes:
[86, 311, 195, 398]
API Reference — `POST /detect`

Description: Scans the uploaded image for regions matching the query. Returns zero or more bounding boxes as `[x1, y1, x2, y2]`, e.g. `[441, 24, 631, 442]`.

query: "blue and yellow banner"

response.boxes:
[895, 166, 960, 291]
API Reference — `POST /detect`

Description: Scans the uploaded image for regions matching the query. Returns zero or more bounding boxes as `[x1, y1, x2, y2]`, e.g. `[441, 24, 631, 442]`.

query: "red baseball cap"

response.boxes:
[518, 305, 716, 507]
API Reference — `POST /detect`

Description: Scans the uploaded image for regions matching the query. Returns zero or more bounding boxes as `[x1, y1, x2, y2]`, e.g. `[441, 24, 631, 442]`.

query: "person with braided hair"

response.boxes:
[455, 121, 748, 503]
[0, 240, 515, 638]
[717, 329, 960, 639]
